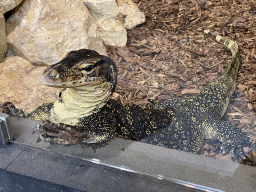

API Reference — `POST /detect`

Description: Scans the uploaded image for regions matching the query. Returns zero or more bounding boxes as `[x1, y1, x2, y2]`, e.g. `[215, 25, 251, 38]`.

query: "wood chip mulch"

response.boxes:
[106, 0, 256, 166]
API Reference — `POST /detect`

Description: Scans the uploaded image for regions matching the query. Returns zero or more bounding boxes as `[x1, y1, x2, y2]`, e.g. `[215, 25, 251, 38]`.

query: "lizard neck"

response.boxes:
[49, 82, 113, 125]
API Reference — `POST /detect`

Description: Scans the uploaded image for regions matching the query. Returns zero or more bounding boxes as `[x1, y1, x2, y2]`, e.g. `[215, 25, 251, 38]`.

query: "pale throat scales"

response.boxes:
[49, 82, 113, 125]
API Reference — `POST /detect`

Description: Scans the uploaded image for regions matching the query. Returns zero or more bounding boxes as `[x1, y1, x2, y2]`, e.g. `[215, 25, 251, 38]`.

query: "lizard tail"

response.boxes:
[204, 30, 238, 54]
[204, 30, 239, 81]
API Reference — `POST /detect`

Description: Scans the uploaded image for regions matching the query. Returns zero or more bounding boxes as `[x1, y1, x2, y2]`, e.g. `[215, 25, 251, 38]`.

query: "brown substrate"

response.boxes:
[107, 0, 256, 166]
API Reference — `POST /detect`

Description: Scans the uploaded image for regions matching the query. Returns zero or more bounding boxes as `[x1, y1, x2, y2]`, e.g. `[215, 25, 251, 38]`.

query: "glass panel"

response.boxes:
[1, 0, 256, 191]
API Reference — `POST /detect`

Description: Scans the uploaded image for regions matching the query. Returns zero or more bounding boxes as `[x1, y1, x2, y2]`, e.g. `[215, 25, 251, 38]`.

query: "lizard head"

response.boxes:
[41, 49, 117, 92]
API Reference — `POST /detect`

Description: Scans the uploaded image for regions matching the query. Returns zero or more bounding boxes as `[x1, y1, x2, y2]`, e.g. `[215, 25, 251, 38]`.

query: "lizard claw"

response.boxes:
[32, 126, 39, 133]
[0, 102, 26, 117]
[0, 102, 15, 114]
[36, 120, 91, 145]
[36, 136, 42, 143]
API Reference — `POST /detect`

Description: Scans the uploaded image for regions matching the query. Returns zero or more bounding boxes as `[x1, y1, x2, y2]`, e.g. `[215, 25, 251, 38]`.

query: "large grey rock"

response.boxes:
[0, 57, 59, 113]
[0, 0, 22, 14]
[6, 0, 106, 65]
[118, 0, 145, 29]
[84, 0, 127, 46]
[0, 14, 7, 62]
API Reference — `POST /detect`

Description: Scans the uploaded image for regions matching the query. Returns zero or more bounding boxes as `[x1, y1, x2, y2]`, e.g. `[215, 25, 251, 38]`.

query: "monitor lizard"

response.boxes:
[2, 30, 255, 161]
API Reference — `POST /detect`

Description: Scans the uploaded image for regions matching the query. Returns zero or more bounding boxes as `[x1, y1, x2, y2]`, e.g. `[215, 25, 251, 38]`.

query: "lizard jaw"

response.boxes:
[41, 71, 104, 88]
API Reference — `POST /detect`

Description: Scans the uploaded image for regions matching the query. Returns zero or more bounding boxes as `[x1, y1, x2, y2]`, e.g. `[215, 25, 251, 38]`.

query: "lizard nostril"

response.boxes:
[41, 69, 61, 85]
[54, 73, 59, 79]
[48, 70, 59, 80]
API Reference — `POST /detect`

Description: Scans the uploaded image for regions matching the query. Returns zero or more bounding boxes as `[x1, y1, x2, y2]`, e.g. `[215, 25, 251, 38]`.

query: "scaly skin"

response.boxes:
[141, 30, 246, 158]
[2, 31, 255, 161]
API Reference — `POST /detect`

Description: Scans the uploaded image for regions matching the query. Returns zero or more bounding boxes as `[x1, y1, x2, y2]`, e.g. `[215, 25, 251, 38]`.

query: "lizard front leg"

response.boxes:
[35, 120, 91, 144]
[1, 102, 53, 121]
[1, 102, 26, 117]
[36, 109, 117, 145]
[36, 120, 115, 145]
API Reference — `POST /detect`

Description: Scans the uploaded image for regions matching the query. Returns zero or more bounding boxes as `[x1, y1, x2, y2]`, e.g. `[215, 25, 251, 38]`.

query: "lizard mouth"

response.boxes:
[41, 69, 104, 88]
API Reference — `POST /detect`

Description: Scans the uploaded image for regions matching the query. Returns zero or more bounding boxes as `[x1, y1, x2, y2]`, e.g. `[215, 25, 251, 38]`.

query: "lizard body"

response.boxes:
[2, 30, 255, 161]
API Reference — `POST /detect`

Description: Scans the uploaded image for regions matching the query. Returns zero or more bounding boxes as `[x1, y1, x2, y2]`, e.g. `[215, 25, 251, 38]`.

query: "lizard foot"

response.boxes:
[204, 136, 253, 162]
[221, 142, 252, 163]
[0, 102, 26, 117]
[35, 120, 90, 145]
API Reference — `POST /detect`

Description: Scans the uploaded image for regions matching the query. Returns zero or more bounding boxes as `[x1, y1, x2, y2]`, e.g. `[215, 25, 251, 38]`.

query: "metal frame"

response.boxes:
[0, 112, 12, 144]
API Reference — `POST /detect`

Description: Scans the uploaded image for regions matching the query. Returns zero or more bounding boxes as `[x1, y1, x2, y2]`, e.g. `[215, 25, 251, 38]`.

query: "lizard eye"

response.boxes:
[82, 65, 94, 72]
[79, 64, 94, 74]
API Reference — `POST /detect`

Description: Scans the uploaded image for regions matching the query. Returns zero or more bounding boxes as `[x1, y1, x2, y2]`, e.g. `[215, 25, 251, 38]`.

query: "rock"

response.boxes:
[0, 0, 22, 14]
[0, 14, 7, 62]
[6, 0, 106, 65]
[118, 0, 145, 29]
[84, 0, 127, 46]
[0, 57, 59, 113]
[94, 17, 127, 46]
[84, 0, 120, 17]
